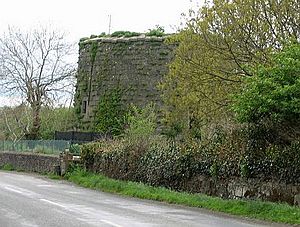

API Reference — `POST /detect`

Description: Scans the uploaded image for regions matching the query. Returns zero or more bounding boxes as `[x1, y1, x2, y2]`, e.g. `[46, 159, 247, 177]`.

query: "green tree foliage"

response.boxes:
[94, 89, 127, 136]
[0, 106, 76, 140]
[233, 43, 300, 125]
[161, 0, 300, 134]
[39, 107, 76, 139]
[124, 103, 157, 144]
[0, 105, 31, 141]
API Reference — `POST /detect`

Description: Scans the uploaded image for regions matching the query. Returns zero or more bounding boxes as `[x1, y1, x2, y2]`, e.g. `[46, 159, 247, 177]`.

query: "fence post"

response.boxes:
[72, 131, 75, 144]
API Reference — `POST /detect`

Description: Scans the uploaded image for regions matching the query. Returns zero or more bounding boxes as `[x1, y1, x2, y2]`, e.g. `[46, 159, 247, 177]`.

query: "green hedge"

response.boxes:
[80, 135, 300, 191]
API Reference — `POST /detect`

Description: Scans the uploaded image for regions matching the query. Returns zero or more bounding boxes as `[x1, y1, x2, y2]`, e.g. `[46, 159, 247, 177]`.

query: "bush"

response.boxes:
[80, 137, 200, 189]
[138, 144, 199, 188]
[80, 123, 300, 190]
[80, 102, 300, 193]
[2, 163, 14, 171]
[210, 124, 300, 182]
[146, 25, 165, 37]
[233, 43, 300, 125]
[80, 142, 99, 170]
[124, 103, 157, 148]
[69, 144, 81, 155]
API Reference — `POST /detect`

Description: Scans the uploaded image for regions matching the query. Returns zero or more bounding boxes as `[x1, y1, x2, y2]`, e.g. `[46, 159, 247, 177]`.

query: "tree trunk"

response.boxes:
[26, 103, 41, 140]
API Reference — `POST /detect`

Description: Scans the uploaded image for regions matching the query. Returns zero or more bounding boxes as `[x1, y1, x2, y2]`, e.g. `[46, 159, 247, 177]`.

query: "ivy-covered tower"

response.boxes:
[74, 34, 176, 130]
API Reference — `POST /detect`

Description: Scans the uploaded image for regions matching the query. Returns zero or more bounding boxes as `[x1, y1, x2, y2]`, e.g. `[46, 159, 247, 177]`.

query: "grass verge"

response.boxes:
[1, 166, 299, 225]
[64, 168, 300, 225]
[1, 163, 14, 171]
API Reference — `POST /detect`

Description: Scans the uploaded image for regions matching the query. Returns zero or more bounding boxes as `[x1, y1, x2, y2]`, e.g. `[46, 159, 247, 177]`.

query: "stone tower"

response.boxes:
[74, 35, 176, 130]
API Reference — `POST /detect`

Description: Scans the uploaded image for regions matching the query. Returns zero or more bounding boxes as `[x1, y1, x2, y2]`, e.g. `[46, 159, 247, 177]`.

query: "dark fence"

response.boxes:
[54, 131, 108, 143]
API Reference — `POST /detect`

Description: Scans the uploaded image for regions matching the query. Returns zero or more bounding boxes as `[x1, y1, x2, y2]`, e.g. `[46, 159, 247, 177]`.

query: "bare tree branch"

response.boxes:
[0, 26, 76, 139]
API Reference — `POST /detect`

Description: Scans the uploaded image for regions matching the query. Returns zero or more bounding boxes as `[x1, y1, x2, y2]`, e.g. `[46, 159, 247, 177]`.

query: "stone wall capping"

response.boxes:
[81, 35, 170, 44]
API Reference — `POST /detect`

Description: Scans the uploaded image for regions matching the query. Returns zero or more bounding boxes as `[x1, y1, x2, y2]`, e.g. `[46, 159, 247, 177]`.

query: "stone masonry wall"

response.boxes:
[75, 35, 176, 129]
[182, 175, 300, 206]
[0, 152, 60, 173]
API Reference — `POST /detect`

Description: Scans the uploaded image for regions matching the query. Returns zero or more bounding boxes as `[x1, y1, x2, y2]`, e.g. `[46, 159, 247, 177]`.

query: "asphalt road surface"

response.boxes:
[0, 171, 286, 227]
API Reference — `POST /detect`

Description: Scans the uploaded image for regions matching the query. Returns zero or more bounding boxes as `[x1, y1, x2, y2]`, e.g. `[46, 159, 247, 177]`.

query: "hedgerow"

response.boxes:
[80, 128, 300, 191]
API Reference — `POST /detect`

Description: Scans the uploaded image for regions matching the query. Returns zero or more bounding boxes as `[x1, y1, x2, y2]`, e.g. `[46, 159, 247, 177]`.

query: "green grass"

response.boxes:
[1, 164, 14, 171]
[1, 165, 299, 224]
[47, 173, 63, 180]
[65, 168, 300, 225]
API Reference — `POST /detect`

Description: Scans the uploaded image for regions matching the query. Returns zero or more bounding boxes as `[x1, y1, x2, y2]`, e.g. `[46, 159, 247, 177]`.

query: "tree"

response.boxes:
[0, 26, 76, 139]
[233, 43, 300, 124]
[0, 105, 76, 141]
[232, 42, 300, 145]
[0, 105, 31, 141]
[161, 0, 300, 135]
[39, 107, 76, 139]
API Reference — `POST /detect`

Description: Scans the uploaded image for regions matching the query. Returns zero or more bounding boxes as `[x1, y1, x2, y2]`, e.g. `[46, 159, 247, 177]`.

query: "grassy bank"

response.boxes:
[65, 168, 300, 225]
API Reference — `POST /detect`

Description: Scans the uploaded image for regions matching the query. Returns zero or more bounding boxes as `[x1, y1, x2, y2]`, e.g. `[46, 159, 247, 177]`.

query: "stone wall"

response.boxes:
[0, 152, 60, 174]
[75, 35, 176, 129]
[182, 175, 300, 206]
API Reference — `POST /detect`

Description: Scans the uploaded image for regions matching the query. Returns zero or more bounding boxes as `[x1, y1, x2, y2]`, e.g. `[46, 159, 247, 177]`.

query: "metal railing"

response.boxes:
[0, 140, 70, 155]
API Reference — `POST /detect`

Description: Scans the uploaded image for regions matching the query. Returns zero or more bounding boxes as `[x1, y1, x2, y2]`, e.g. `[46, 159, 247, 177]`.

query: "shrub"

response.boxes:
[138, 144, 199, 189]
[69, 144, 81, 155]
[80, 121, 300, 193]
[146, 25, 165, 37]
[124, 103, 157, 145]
[2, 163, 14, 171]
[80, 142, 99, 170]
[80, 131, 300, 186]
[233, 43, 300, 125]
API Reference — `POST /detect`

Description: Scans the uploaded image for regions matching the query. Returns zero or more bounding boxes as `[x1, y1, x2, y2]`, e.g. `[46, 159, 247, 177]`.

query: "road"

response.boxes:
[0, 171, 285, 227]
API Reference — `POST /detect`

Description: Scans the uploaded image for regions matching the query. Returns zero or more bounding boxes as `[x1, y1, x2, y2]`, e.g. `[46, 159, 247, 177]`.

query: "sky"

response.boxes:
[0, 0, 200, 42]
[0, 0, 202, 107]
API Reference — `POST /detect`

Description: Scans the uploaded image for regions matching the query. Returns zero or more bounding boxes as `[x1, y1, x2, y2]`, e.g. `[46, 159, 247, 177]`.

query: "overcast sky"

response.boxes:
[0, 0, 202, 106]
[0, 0, 201, 42]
